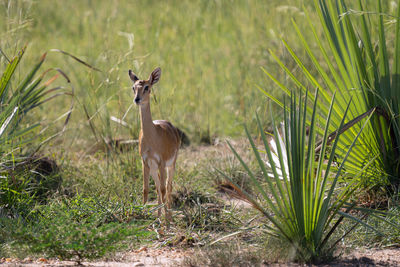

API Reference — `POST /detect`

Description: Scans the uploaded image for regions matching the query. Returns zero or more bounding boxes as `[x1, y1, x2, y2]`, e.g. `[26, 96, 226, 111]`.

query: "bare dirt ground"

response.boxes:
[333, 248, 400, 267]
[1, 247, 400, 266]
[0, 246, 192, 266]
[263, 248, 400, 267]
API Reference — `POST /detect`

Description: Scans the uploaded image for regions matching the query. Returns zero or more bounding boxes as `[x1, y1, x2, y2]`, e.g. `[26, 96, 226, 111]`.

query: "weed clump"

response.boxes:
[0, 156, 62, 218]
[172, 188, 237, 231]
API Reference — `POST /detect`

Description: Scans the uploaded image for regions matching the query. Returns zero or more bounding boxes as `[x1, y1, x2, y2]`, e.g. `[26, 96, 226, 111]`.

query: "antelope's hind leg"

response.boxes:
[166, 165, 175, 210]
[142, 160, 150, 204]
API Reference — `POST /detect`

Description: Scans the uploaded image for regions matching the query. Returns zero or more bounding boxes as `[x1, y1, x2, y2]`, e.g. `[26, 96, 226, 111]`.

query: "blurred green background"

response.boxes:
[0, 0, 320, 149]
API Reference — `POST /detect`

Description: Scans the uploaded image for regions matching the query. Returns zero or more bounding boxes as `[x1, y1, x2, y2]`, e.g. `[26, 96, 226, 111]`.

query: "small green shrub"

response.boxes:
[6, 195, 152, 263]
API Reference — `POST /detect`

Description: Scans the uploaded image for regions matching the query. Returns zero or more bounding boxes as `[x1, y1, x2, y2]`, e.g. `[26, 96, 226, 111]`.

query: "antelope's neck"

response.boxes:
[139, 103, 156, 137]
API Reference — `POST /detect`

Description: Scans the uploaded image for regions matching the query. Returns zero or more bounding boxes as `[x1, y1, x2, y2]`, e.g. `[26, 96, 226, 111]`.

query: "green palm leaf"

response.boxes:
[224, 90, 384, 262]
[0, 48, 73, 155]
[261, 0, 400, 190]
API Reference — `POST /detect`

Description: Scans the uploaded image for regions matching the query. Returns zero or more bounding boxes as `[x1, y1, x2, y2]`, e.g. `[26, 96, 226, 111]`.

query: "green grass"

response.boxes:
[61, 152, 144, 203]
[1, 0, 319, 146]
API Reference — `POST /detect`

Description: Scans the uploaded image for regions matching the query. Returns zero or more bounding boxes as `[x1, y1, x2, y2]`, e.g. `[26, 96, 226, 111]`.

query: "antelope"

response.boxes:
[129, 67, 182, 222]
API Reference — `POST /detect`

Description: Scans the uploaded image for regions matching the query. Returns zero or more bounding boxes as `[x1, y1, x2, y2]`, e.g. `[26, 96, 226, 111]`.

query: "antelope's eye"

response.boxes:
[144, 85, 149, 91]
[132, 86, 136, 92]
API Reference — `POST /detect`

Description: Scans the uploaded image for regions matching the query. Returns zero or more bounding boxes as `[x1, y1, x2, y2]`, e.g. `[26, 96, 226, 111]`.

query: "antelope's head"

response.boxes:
[128, 67, 161, 106]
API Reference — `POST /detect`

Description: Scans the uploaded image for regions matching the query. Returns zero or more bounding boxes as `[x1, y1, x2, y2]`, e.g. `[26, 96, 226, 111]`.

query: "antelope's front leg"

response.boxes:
[142, 160, 150, 204]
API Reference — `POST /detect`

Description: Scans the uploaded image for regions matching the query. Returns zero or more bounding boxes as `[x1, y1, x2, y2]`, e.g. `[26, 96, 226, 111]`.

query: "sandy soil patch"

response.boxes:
[2, 247, 399, 266]
[0, 246, 193, 267]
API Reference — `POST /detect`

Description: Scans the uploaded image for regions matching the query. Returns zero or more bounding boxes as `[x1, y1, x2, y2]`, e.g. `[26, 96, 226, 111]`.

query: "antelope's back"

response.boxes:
[153, 120, 181, 155]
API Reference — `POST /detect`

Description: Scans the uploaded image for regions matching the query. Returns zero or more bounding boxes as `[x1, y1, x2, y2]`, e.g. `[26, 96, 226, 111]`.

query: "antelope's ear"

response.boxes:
[149, 67, 161, 85]
[128, 70, 139, 82]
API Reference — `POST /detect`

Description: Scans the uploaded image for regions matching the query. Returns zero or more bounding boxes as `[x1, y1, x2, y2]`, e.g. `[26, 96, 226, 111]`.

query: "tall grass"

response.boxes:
[1, 0, 320, 147]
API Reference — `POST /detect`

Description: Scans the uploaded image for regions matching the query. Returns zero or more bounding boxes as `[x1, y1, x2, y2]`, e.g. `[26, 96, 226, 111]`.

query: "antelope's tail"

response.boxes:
[177, 127, 190, 147]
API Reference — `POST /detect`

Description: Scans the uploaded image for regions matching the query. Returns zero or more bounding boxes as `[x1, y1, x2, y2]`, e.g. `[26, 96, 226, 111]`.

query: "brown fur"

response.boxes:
[129, 67, 181, 223]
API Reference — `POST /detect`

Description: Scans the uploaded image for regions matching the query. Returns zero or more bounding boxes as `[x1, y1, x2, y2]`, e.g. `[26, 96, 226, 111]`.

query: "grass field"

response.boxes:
[1, 0, 320, 146]
[1, 0, 400, 265]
